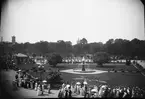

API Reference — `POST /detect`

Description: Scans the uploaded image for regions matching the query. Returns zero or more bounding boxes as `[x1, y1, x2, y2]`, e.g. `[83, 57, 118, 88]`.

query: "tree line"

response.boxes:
[0, 38, 145, 59]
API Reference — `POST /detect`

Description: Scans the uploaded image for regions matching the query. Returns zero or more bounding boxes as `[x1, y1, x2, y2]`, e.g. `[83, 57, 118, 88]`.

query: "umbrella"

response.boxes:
[18, 69, 21, 72]
[76, 82, 81, 85]
[91, 89, 98, 92]
[83, 81, 88, 84]
[35, 77, 39, 80]
[101, 85, 108, 90]
[42, 80, 47, 83]
[66, 84, 70, 88]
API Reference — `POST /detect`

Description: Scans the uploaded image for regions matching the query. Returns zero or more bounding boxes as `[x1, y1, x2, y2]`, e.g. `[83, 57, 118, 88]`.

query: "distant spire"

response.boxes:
[12, 36, 16, 44]
[77, 38, 80, 44]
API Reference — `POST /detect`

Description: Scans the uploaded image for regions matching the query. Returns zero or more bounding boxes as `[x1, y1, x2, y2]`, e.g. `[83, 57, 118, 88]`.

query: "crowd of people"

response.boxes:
[13, 69, 51, 96]
[58, 80, 145, 98]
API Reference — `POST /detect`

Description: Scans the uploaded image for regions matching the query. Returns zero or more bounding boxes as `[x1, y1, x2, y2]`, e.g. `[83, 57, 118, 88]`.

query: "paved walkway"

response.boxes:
[132, 62, 145, 77]
[137, 60, 145, 69]
[60, 69, 107, 74]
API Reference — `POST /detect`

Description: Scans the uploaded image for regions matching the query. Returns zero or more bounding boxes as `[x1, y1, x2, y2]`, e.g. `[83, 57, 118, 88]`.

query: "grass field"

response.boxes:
[17, 63, 145, 88]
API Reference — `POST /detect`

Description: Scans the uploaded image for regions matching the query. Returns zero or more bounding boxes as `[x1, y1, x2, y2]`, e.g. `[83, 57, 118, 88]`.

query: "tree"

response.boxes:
[93, 52, 110, 66]
[46, 69, 62, 88]
[47, 53, 62, 67]
[80, 38, 88, 45]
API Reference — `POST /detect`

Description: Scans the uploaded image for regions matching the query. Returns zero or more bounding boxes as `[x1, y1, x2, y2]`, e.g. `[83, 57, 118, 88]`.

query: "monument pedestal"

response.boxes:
[82, 63, 85, 71]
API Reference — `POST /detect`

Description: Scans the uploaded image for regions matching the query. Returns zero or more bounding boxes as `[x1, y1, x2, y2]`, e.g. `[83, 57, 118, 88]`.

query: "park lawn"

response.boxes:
[17, 63, 137, 71]
[17, 63, 145, 89]
[60, 72, 145, 88]
[57, 63, 137, 71]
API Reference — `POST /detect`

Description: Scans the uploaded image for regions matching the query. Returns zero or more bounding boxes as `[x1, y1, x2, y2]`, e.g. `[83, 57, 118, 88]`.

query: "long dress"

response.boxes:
[64, 89, 68, 98]
[76, 85, 79, 94]
[71, 85, 74, 94]
[34, 83, 38, 91]
[80, 88, 83, 96]
[42, 84, 44, 95]
[18, 78, 22, 87]
[37, 85, 42, 96]
[30, 81, 33, 89]
[58, 89, 62, 98]
[68, 89, 72, 98]
[77, 85, 81, 95]
[74, 85, 77, 94]
[47, 84, 51, 94]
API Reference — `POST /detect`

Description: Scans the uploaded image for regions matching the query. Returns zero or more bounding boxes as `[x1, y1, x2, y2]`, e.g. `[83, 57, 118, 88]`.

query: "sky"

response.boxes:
[0, 0, 144, 45]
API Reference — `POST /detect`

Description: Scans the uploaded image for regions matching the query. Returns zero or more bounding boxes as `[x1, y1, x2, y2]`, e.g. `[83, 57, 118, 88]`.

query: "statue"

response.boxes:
[82, 57, 85, 71]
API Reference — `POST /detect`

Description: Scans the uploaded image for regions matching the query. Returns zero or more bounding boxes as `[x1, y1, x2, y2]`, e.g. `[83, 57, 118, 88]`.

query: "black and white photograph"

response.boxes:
[0, 0, 145, 98]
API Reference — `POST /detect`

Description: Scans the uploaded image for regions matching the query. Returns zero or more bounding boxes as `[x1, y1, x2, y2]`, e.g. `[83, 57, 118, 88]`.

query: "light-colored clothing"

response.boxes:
[37, 86, 42, 96]
[34, 83, 38, 91]
[18, 78, 22, 87]
[42, 84, 44, 94]
[80, 88, 84, 96]
[47, 84, 51, 93]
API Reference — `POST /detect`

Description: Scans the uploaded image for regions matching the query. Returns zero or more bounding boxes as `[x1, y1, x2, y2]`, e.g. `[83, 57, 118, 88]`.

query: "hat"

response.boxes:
[91, 89, 97, 92]
[18, 69, 21, 72]
[101, 85, 108, 89]
[42, 80, 47, 83]
[62, 83, 65, 87]
[83, 81, 88, 84]
[76, 82, 81, 85]
[66, 84, 70, 88]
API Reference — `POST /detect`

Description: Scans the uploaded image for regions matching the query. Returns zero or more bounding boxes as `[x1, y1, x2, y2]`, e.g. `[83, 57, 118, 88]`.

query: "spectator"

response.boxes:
[47, 83, 51, 94]
[58, 86, 64, 98]
[37, 84, 42, 96]
[34, 82, 38, 91]
[68, 86, 72, 98]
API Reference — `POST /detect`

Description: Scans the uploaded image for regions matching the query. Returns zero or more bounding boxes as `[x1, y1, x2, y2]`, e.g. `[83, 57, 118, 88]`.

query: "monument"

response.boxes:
[72, 56, 97, 73]
[60, 56, 107, 74]
[82, 57, 86, 71]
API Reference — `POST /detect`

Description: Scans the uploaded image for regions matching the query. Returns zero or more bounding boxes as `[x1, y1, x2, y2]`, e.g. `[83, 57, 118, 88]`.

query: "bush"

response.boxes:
[93, 52, 110, 66]
[46, 69, 63, 88]
[47, 53, 62, 67]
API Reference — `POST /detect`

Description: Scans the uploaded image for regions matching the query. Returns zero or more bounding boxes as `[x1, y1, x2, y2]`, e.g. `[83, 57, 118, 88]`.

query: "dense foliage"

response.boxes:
[93, 52, 110, 66]
[46, 68, 62, 88]
[0, 38, 145, 59]
[47, 53, 62, 67]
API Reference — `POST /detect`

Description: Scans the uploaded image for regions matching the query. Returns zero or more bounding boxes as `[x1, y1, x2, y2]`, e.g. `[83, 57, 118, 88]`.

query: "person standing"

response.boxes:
[68, 86, 72, 98]
[47, 84, 51, 94]
[74, 84, 77, 94]
[58, 87, 63, 98]
[64, 87, 68, 98]
[26, 81, 30, 89]
[18, 78, 22, 87]
[87, 87, 92, 98]
[37, 84, 40, 96]
[37, 84, 42, 96]
[30, 80, 33, 89]
[15, 73, 18, 80]
[34, 82, 38, 91]
[42, 84, 45, 95]
[84, 86, 88, 98]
